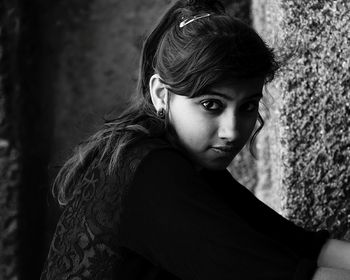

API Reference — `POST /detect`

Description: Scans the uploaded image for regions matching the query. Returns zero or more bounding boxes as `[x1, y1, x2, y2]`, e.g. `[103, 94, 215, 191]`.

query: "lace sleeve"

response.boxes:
[40, 162, 123, 280]
[40, 138, 171, 279]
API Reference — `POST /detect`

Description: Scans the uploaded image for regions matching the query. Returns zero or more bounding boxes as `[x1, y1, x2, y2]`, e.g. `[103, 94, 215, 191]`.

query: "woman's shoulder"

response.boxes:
[132, 137, 194, 172]
[126, 136, 173, 162]
[125, 140, 209, 205]
[124, 136, 193, 176]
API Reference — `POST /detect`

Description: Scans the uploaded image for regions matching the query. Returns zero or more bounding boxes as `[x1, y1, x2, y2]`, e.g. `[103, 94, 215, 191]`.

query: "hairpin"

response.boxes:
[179, 13, 211, 28]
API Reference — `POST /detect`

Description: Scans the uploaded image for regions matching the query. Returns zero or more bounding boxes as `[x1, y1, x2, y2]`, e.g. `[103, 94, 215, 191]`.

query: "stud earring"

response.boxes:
[157, 108, 166, 119]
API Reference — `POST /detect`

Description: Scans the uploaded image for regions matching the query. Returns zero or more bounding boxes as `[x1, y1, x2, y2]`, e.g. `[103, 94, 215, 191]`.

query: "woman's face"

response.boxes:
[168, 78, 264, 170]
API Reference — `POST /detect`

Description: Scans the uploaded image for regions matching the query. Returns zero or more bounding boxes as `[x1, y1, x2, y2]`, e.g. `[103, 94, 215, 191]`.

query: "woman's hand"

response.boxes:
[317, 239, 350, 271]
[312, 267, 350, 280]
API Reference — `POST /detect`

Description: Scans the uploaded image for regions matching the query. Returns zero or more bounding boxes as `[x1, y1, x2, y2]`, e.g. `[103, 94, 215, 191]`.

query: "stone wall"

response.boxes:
[251, 0, 285, 212]
[0, 1, 21, 279]
[252, 0, 350, 239]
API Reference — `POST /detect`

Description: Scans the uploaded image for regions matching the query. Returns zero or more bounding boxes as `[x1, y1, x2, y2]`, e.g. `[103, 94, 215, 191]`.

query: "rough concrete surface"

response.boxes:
[253, 0, 350, 239]
[252, 0, 285, 211]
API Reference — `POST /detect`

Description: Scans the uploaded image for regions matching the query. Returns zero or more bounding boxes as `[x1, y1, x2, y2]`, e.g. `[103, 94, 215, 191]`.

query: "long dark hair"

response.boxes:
[54, 0, 278, 206]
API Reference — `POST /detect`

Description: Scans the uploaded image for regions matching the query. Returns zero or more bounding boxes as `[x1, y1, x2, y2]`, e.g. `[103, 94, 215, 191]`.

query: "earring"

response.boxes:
[157, 108, 166, 119]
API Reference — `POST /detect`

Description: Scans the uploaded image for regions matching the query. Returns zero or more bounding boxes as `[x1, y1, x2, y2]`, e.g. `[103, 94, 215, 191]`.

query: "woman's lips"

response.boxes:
[211, 146, 237, 155]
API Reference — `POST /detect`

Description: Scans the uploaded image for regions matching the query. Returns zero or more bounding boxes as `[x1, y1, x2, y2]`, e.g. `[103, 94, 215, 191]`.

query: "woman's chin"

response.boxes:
[196, 156, 234, 171]
[186, 149, 236, 171]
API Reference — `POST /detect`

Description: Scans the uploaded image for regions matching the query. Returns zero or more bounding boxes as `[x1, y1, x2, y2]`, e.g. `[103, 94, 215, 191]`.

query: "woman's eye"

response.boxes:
[243, 101, 259, 113]
[201, 100, 223, 111]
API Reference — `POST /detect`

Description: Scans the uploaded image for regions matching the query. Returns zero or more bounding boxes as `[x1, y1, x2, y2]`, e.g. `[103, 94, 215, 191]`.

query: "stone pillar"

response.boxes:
[252, 0, 350, 239]
[251, 0, 285, 212]
[0, 1, 21, 279]
[1, 0, 58, 279]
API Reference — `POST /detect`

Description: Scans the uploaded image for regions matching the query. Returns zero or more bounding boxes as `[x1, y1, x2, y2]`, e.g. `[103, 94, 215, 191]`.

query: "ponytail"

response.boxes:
[136, 0, 225, 98]
[137, 1, 184, 97]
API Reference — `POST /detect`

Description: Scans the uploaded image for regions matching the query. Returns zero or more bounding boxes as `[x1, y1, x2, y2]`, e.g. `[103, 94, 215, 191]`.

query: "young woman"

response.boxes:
[41, 0, 350, 279]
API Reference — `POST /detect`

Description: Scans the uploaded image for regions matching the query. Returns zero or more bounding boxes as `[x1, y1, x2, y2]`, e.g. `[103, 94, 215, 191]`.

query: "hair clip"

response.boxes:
[179, 13, 211, 28]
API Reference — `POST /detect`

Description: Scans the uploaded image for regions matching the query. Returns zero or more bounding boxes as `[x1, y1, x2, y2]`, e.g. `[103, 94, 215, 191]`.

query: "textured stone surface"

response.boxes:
[0, 1, 21, 279]
[1, 1, 59, 278]
[252, 0, 350, 239]
[251, 0, 285, 211]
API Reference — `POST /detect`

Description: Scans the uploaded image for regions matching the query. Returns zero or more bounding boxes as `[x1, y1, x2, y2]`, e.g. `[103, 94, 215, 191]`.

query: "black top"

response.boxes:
[41, 144, 329, 280]
[117, 148, 328, 280]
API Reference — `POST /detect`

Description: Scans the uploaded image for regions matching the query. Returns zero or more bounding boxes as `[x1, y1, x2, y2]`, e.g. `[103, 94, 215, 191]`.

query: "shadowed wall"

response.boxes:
[1, 0, 55, 278]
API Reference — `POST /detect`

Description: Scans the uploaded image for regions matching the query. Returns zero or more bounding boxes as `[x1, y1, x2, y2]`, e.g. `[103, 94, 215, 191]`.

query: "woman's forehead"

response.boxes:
[204, 78, 264, 97]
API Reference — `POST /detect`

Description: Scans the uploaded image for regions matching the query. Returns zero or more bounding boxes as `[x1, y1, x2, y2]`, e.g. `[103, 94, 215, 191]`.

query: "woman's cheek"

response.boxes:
[184, 116, 213, 149]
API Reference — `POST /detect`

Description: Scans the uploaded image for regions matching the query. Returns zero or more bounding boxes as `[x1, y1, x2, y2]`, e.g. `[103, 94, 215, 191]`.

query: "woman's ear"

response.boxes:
[149, 74, 168, 111]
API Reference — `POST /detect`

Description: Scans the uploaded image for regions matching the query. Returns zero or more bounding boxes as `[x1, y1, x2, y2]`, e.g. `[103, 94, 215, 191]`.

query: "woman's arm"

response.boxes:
[119, 149, 322, 280]
[317, 239, 350, 271]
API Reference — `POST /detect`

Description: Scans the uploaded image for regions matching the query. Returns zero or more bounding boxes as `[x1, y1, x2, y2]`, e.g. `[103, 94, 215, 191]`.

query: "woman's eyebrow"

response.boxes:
[202, 91, 263, 100]
[201, 91, 232, 100]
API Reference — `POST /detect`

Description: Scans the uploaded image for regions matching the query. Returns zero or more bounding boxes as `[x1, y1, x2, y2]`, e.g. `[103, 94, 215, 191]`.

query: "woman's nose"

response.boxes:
[217, 114, 238, 141]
